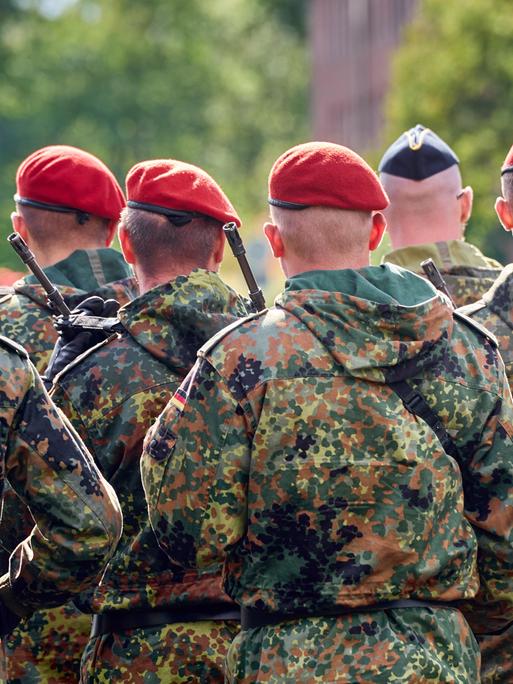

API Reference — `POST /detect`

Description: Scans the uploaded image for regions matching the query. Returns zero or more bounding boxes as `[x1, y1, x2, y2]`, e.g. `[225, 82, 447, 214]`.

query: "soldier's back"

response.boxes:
[383, 238, 502, 307]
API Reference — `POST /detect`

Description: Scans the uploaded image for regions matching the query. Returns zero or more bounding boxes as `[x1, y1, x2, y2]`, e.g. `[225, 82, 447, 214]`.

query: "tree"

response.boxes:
[0, 0, 308, 269]
[385, 0, 513, 261]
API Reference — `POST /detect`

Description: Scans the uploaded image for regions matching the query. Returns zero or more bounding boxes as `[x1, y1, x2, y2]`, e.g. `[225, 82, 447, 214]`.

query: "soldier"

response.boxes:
[49, 159, 247, 683]
[0, 144, 134, 683]
[1, 144, 135, 373]
[141, 142, 513, 683]
[0, 334, 121, 650]
[458, 143, 513, 683]
[380, 124, 502, 306]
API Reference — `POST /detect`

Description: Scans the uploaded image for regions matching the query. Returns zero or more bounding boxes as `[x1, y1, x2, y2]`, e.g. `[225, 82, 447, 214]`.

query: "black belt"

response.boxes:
[241, 599, 458, 630]
[90, 603, 241, 637]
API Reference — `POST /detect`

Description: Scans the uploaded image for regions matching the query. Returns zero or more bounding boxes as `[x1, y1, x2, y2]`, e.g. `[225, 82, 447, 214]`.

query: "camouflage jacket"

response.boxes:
[0, 335, 122, 617]
[383, 239, 502, 307]
[141, 264, 513, 637]
[0, 247, 136, 373]
[458, 264, 513, 386]
[51, 270, 247, 613]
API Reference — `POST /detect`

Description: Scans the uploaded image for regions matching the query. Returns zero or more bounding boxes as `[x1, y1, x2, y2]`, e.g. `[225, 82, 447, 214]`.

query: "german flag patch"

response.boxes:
[170, 387, 188, 412]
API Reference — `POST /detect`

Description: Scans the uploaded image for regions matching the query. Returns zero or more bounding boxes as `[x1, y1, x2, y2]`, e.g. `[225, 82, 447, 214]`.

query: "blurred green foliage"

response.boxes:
[385, 0, 513, 262]
[0, 0, 308, 270]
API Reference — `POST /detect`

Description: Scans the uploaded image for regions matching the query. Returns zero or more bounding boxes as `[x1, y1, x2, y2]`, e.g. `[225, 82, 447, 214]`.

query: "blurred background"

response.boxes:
[1, 0, 512, 299]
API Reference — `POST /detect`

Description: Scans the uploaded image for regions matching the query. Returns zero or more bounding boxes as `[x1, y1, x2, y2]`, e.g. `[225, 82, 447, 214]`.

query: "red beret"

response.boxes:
[125, 159, 240, 227]
[501, 145, 513, 176]
[16, 145, 125, 220]
[269, 142, 389, 212]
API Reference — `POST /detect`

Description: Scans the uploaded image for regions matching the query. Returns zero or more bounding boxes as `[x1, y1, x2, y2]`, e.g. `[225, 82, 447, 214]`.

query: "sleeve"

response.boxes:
[50, 380, 101, 466]
[458, 367, 513, 636]
[0, 364, 123, 616]
[141, 358, 252, 570]
[0, 482, 35, 566]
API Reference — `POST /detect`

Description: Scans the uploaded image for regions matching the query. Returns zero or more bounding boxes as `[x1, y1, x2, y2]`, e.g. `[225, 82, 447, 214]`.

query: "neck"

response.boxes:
[134, 264, 213, 295]
[282, 253, 370, 278]
[28, 242, 106, 268]
[390, 223, 463, 250]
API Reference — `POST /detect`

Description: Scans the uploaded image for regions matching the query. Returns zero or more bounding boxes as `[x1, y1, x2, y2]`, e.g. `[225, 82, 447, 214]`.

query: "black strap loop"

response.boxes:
[14, 195, 90, 224]
[388, 380, 460, 460]
[90, 603, 240, 637]
[126, 200, 207, 226]
[241, 598, 458, 630]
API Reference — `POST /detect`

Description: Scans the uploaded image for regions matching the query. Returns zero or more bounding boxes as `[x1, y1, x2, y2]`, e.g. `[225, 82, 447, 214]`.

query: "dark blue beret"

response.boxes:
[378, 124, 459, 181]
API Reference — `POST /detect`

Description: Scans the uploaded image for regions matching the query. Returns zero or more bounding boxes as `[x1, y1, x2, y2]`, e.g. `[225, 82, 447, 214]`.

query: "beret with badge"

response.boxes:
[15, 145, 125, 223]
[378, 124, 459, 181]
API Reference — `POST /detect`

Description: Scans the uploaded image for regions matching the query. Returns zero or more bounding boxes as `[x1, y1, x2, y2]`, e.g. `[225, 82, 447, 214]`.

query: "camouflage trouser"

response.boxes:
[80, 619, 240, 683]
[478, 625, 513, 683]
[4, 603, 91, 683]
[225, 607, 480, 683]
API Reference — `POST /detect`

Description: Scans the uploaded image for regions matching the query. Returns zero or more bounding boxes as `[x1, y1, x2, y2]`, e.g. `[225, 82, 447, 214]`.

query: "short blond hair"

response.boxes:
[270, 205, 373, 262]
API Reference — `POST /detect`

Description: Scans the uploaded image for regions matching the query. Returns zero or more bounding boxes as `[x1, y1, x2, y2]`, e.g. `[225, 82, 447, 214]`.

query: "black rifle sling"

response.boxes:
[387, 380, 460, 461]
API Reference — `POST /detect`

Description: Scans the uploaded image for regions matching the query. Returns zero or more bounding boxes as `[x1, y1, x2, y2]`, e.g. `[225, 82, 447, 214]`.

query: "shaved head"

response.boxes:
[270, 205, 372, 261]
[265, 205, 386, 277]
[380, 165, 472, 249]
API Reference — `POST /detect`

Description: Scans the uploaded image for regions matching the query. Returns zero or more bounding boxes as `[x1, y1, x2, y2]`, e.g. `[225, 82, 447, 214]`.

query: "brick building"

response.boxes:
[310, 0, 420, 153]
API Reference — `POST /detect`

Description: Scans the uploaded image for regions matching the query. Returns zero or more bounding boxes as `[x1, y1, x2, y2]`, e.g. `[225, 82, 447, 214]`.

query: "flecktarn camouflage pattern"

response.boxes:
[383, 238, 502, 307]
[0, 332, 121, 618]
[0, 246, 134, 683]
[4, 604, 91, 683]
[51, 270, 246, 682]
[458, 262, 513, 683]
[141, 264, 513, 683]
[0, 247, 135, 373]
[459, 262, 513, 385]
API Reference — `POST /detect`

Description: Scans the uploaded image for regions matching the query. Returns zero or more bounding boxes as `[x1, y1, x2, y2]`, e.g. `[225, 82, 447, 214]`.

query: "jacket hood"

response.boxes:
[276, 264, 454, 383]
[118, 269, 247, 371]
[14, 248, 134, 309]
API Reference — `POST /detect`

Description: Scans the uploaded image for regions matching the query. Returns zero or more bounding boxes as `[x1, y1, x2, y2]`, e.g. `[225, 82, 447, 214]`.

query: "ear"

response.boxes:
[369, 212, 386, 251]
[458, 186, 473, 224]
[11, 212, 28, 242]
[211, 228, 226, 269]
[105, 219, 118, 246]
[263, 222, 285, 258]
[118, 222, 136, 264]
[495, 196, 513, 232]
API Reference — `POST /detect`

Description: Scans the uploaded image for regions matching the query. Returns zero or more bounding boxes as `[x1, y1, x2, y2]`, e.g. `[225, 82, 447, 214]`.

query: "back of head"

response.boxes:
[122, 159, 240, 286]
[379, 125, 467, 249]
[267, 141, 388, 273]
[14, 144, 125, 255]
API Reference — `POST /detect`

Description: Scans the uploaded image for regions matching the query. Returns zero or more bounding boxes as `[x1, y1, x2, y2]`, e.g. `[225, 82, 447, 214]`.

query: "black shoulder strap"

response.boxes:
[387, 380, 460, 461]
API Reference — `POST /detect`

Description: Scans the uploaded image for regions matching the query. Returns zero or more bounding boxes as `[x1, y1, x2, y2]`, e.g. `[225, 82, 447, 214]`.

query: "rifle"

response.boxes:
[8, 233, 122, 332]
[420, 258, 455, 308]
[223, 222, 266, 312]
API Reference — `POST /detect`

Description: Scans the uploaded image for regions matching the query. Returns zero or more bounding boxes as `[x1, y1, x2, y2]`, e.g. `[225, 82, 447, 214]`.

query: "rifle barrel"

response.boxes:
[420, 258, 455, 308]
[8, 233, 71, 316]
[223, 223, 266, 312]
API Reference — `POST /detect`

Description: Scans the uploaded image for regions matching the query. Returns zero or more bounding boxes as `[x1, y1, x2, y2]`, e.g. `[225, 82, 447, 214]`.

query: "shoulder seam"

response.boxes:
[53, 333, 119, 384]
[453, 310, 498, 347]
[0, 334, 29, 359]
[198, 310, 267, 358]
[456, 299, 487, 316]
